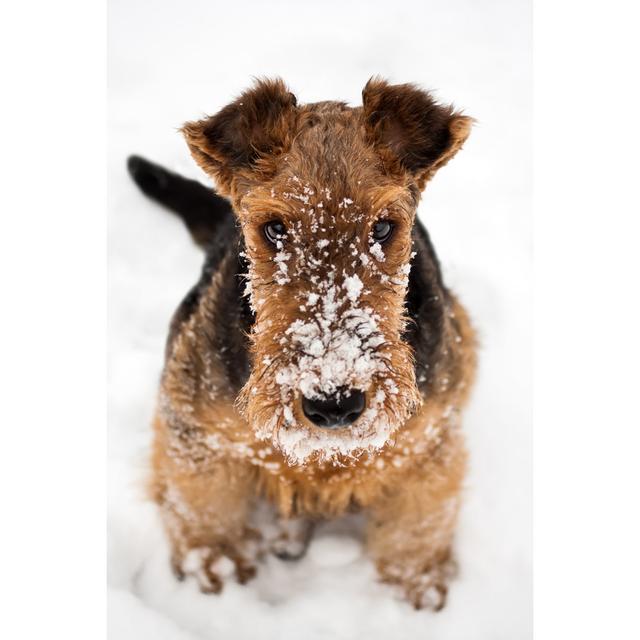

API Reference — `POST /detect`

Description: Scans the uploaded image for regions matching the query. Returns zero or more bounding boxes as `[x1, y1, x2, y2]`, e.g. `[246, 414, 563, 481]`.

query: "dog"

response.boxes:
[127, 78, 476, 610]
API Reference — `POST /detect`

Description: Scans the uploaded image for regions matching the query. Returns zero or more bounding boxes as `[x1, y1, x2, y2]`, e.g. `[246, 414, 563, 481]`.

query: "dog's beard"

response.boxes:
[273, 370, 418, 466]
[238, 211, 420, 465]
[241, 359, 419, 466]
[238, 275, 420, 466]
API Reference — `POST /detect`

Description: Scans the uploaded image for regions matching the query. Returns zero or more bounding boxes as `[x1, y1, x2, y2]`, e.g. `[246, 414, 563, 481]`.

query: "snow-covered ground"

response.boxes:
[108, 1, 531, 638]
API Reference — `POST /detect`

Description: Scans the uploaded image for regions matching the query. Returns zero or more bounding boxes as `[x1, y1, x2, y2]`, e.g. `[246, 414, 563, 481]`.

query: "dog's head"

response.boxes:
[182, 78, 471, 465]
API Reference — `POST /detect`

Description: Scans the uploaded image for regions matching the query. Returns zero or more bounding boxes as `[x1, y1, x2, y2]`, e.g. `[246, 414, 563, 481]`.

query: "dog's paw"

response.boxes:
[380, 555, 457, 611]
[270, 517, 314, 561]
[172, 543, 258, 594]
[404, 568, 450, 611]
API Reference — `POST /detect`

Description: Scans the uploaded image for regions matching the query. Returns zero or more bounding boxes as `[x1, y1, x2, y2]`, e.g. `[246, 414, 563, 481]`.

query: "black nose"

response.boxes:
[302, 390, 366, 429]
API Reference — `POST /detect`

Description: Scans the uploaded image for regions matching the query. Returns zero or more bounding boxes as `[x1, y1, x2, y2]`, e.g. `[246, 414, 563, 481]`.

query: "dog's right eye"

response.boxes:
[263, 220, 287, 245]
[371, 219, 394, 243]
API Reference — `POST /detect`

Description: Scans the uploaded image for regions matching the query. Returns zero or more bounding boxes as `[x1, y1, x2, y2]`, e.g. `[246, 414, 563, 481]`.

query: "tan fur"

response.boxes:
[149, 78, 476, 610]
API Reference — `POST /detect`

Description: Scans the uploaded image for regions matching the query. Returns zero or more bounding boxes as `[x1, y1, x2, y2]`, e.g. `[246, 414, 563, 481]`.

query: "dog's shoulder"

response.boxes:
[165, 216, 253, 389]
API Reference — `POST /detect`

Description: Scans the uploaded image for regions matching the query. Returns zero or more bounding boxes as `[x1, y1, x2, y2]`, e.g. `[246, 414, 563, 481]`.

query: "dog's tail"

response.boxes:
[127, 155, 233, 249]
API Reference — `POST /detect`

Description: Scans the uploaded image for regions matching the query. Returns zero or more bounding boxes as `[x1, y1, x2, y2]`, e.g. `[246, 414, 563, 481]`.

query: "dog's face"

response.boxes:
[183, 78, 471, 464]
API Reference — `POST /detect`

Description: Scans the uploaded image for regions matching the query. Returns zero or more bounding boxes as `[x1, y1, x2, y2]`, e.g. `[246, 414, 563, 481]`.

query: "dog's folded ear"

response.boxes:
[362, 78, 472, 189]
[182, 78, 298, 195]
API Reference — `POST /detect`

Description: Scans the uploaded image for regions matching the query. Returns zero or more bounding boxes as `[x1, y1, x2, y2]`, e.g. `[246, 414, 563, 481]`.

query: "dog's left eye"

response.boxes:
[371, 219, 394, 243]
[263, 220, 287, 245]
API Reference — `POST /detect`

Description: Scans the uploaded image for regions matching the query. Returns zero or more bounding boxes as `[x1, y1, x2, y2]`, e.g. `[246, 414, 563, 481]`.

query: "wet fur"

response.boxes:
[130, 78, 476, 610]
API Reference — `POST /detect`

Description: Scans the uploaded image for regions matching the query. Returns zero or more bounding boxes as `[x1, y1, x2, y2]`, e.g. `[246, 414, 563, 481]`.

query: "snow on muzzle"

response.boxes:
[274, 298, 387, 402]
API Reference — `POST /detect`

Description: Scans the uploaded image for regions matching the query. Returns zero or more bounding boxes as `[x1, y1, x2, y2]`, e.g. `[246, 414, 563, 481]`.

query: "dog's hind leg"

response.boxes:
[270, 515, 314, 561]
[127, 155, 233, 249]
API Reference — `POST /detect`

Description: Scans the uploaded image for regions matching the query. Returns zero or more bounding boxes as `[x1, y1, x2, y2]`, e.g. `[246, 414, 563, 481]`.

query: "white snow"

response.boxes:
[343, 273, 363, 302]
[272, 248, 292, 285]
[109, 0, 531, 638]
[369, 241, 386, 262]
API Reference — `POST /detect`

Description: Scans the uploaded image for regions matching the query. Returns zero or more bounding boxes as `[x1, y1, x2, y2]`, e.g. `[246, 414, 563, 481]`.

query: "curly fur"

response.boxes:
[133, 77, 477, 610]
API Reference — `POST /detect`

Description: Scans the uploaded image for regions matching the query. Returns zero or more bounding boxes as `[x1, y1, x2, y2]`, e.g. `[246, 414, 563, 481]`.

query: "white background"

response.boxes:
[108, 1, 531, 638]
[3, 1, 640, 639]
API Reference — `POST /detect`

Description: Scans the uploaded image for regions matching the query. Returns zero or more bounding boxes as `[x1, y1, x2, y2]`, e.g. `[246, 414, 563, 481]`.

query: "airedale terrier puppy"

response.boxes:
[128, 78, 476, 610]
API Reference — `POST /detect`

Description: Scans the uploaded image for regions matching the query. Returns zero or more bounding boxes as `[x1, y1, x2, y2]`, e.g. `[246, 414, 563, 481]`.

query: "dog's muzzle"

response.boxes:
[302, 389, 365, 429]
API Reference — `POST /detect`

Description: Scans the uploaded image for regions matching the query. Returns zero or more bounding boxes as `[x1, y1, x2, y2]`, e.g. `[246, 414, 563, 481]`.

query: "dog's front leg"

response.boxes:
[365, 443, 466, 610]
[151, 439, 259, 593]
